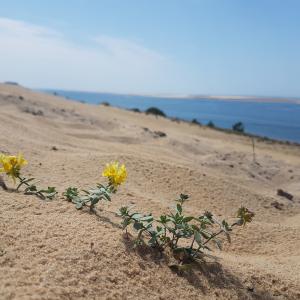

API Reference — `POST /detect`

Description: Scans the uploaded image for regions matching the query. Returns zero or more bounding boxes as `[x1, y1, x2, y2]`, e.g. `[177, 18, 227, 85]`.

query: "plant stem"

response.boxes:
[202, 229, 223, 247]
[202, 222, 238, 247]
[16, 176, 29, 190]
[90, 203, 94, 212]
[190, 236, 195, 249]
[17, 176, 46, 199]
[0, 176, 8, 190]
[192, 222, 238, 258]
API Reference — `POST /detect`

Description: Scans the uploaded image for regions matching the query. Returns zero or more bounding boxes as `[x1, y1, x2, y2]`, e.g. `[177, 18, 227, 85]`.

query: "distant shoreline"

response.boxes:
[43, 88, 300, 105]
[143, 94, 300, 104]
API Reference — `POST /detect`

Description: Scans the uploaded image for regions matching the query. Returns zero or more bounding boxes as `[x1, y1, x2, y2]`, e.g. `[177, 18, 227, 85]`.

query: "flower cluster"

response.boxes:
[102, 162, 127, 187]
[0, 153, 57, 200]
[64, 161, 127, 211]
[0, 153, 27, 182]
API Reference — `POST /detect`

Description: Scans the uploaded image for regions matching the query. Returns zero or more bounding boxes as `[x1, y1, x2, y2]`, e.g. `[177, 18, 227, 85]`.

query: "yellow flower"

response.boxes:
[0, 153, 28, 182]
[102, 161, 127, 187]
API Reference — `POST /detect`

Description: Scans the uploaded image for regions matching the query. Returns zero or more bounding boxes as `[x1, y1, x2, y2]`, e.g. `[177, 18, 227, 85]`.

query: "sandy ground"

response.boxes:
[0, 83, 300, 300]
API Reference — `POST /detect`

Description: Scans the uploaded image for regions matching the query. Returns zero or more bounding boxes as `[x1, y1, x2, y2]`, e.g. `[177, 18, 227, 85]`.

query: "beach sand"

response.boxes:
[0, 83, 300, 299]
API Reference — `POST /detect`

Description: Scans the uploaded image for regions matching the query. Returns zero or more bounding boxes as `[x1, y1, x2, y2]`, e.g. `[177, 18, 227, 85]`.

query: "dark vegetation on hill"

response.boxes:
[64, 95, 300, 146]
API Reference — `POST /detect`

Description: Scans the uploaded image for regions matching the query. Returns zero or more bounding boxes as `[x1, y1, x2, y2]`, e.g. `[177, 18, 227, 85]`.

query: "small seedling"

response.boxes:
[64, 161, 127, 211]
[0, 153, 57, 200]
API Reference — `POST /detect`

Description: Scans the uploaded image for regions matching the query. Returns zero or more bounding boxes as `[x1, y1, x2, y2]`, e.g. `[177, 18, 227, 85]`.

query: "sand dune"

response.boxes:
[0, 83, 300, 299]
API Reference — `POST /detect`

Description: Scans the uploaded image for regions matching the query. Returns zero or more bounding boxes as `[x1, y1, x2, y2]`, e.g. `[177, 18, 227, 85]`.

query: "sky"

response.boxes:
[0, 0, 300, 97]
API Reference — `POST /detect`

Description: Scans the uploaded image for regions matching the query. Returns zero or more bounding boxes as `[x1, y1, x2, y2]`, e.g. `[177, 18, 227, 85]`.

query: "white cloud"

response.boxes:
[0, 18, 61, 39]
[0, 18, 173, 92]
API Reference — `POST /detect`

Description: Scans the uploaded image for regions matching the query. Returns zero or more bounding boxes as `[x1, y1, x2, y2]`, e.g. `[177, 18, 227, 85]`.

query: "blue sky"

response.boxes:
[0, 0, 300, 97]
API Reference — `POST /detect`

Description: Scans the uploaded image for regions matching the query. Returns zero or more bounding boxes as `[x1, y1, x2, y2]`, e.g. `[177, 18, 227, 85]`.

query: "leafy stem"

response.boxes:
[118, 195, 254, 266]
[64, 183, 113, 211]
[17, 175, 34, 190]
[17, 175, 57, 200]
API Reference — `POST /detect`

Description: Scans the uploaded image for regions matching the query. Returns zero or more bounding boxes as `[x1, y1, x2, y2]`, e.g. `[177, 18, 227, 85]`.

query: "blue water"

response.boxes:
[45, 90, 300, 143]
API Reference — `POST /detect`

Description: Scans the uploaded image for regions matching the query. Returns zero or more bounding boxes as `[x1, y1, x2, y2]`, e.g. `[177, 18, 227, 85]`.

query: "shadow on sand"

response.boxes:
[122, 235, 276, 300]
[79, 207, 277, 300]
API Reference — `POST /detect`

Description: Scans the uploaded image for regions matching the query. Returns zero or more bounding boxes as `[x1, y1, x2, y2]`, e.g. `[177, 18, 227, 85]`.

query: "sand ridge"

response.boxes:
[0, 83, 300, 299]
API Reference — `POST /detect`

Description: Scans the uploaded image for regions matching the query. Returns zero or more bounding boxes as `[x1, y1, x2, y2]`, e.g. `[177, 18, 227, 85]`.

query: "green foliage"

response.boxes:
[118, 195, 254, 264]
[207, 120, 215, 128]
[145, 107, 166, 117]
[17, 176, 57, 200]
[130, 108, 141, 113]
[64, 184, 113, 211]
[232, 121, 245, 133]
[236, 206, 255, 226]
[191, 118, 201, 125]
[63, 187, 79, 201]
[118, 206, 165, 248]
[63, 161, 126, 211]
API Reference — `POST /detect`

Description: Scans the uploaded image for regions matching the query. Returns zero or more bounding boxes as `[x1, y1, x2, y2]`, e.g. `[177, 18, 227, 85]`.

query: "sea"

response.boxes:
[44, 90, 300, 144]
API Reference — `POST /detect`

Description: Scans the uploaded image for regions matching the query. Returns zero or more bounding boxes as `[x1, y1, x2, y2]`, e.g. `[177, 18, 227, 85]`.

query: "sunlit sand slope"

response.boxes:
[0, 83, 300, 299]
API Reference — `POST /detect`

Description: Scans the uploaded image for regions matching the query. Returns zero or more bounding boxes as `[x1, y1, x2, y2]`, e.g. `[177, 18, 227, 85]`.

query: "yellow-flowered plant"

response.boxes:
[118, 194, 254, 271]
[64, 161, 127, 211]
[102, 162, 127, 187]
[0, 153, 27, 182]
[0, 153, 57, 200]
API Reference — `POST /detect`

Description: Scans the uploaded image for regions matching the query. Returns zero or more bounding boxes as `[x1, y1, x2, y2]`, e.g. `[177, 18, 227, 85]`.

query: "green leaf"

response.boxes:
[133, 222, 143, 231]
[214, 239, 222, 250]
[131, 213, 143, 220]
[204, 211, 213, 220]
[102, 191, 111, 201]
[237, 207, 255, 226]
[181, 194, 189, 199]
[176, 204, 182, 214]
[191, 224, 200, 231]
[46, 192, 57, 199]
[145, 222, 153, 229]
[183, 216, 193, 223]
[222, 220, 230, 232]
[24, 178, 35, 184]
[75, 202, 83, 209]
[225, 232, 231, 243]
[25, 185, 37, 192]
[39, 187, 57, 194]
[118, 206, 129, 216]
[158, 215, 169, 224]
[194, 231, 202, 245]
[203, 245, 212, 251]
[122, 218, 132, 229]
[200, 230, 211, 239]
[71, 196, 81, 204]
[140, 215, 153, 222]
[63, 187, 79, 200]
[90, 197, 100, 205]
